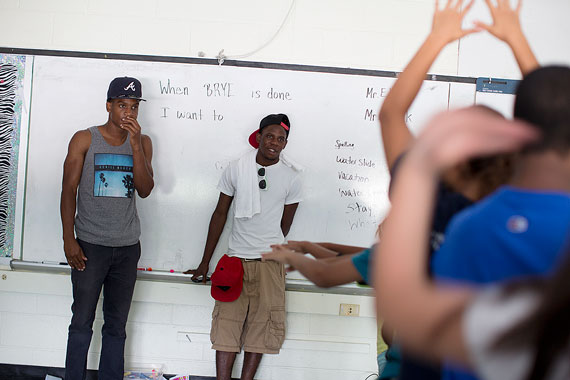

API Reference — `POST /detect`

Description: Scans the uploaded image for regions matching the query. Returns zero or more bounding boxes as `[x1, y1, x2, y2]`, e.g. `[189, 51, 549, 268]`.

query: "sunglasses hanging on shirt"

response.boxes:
[258, 167, 267, 190]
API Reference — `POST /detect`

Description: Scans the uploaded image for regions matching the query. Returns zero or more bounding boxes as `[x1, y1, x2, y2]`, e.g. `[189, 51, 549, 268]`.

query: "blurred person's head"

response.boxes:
[443, 105, 515, 200]
[514, 66, 570, 156]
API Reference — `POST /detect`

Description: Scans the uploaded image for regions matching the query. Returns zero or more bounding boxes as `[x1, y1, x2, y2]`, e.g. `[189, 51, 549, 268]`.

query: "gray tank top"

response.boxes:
[75, 126, 140, 246]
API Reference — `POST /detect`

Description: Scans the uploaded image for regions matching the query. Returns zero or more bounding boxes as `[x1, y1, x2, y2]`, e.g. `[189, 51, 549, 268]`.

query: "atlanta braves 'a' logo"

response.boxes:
[124, 82, 136, 91]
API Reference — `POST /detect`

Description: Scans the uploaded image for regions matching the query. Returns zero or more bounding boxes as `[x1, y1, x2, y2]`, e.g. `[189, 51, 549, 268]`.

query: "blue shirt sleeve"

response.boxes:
[351, 246, 375, 284]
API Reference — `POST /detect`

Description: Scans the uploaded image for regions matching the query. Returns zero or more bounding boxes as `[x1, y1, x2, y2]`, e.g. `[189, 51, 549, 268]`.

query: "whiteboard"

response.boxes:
[475, 91, 515, 119]
[22, 55, 452, 272]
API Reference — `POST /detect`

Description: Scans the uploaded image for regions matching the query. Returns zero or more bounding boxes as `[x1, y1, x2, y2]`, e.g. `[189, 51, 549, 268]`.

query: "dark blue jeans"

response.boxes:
[65, 239, 140, 380]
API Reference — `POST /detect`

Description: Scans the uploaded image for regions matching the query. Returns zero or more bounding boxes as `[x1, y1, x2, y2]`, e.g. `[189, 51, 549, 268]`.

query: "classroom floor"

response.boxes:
[0, 364, 238, 380]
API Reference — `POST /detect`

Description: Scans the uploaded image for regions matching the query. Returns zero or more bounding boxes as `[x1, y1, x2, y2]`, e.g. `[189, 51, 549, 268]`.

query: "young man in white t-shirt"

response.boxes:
[186, 113, 303, 380]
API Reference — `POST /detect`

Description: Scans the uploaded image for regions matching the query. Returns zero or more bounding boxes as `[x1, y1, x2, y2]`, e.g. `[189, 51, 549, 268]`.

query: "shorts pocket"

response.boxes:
[264, 307, 286, 350]
[210, 304, 220, 344]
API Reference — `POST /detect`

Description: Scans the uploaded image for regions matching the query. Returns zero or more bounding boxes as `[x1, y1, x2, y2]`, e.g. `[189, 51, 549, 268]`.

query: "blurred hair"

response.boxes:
[514, 66, 570, 155]
[454, 105, 515, 199]
[457, 153, 514, 199]
[494, 242, 570, 380]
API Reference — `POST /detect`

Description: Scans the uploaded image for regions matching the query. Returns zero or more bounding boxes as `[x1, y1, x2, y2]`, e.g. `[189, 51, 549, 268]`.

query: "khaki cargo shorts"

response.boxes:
[210, 259, 286, 354]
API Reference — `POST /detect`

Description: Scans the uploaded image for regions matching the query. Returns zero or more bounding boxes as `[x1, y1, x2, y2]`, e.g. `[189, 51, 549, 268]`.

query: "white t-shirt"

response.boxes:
[464, 287, 570, 380]
[218, 159, 303, 259]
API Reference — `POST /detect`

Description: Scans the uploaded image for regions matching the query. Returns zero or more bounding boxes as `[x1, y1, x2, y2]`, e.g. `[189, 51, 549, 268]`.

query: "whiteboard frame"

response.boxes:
[0, 47, 477, 84]
[1, 47, 479, 293]
[12, 56, 34, 261]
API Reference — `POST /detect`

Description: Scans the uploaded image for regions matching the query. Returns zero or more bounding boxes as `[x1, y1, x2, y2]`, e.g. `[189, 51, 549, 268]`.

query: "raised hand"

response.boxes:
[431, 0, 478, 44]
[475, 0, 523, 43]
[475, 0, 538, 75]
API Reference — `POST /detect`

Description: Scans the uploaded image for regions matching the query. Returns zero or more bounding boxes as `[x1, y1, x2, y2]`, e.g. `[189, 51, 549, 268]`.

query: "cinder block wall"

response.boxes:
[1, 271, 377, 379]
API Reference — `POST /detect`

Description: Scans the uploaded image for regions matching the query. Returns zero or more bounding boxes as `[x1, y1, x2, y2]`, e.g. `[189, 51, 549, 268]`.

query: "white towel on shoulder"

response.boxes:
[233, 149, 304, 219]
[234, 149, 260, 219]
[281, 152, 304, 172]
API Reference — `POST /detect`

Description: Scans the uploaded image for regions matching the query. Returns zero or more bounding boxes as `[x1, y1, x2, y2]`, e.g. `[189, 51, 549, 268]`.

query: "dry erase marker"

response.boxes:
[137, 267, 152, 271]
[191, 275, 211, 283]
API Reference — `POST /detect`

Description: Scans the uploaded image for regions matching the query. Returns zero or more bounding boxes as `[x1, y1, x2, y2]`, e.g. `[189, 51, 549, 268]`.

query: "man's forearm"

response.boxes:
[298, 242, 339, 258]
[317, 242, 365, 256]
[200, 212, 227, 265]
[286, 254, 330, 286]
[132, 148, 154, 198]
[60, 189, 77, 241]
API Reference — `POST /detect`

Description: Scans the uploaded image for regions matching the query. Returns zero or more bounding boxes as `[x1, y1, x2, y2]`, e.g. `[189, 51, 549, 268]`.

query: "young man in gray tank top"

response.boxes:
[60, 77, 154, 380]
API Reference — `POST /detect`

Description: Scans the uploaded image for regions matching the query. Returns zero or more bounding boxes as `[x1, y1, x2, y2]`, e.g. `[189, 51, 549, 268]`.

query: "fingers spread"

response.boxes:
[461, 0, 475, 14]
[473, 20, 491, 31]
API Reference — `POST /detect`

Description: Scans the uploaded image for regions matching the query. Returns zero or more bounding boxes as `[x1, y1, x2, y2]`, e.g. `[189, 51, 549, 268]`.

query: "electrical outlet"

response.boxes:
[339, 303, 360, 317]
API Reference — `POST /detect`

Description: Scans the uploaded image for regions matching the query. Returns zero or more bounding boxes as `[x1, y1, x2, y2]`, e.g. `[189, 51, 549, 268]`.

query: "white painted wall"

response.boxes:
[1, 0, 570, 379]
[2, 0, 569, 77]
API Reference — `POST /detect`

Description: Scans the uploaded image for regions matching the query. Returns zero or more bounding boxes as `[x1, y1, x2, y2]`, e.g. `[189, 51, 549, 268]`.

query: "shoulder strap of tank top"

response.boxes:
[88, 126, 103, 143]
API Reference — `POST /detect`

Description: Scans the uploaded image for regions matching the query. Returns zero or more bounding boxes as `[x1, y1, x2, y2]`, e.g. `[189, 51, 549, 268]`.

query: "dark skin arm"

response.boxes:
[119, 116, 154, 197]
[184, 192, 233, 282]
[60, 130, 91, 270]
[280, 202, 299, 236]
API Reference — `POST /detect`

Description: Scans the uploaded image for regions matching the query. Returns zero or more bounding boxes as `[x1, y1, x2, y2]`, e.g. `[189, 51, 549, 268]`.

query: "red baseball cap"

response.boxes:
[248, 113, 290, 148]
[211, 255, 244, 302]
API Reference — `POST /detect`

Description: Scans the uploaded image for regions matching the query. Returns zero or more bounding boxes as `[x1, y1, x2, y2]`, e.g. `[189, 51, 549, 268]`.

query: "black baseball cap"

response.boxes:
[107, 77, 146, 101]
[260, 113, 290, 135]
[248, 113, 290, 148]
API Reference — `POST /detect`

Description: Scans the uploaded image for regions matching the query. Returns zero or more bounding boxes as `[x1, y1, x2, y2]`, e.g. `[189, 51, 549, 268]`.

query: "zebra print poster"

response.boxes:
[0, 55, 26, 258]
